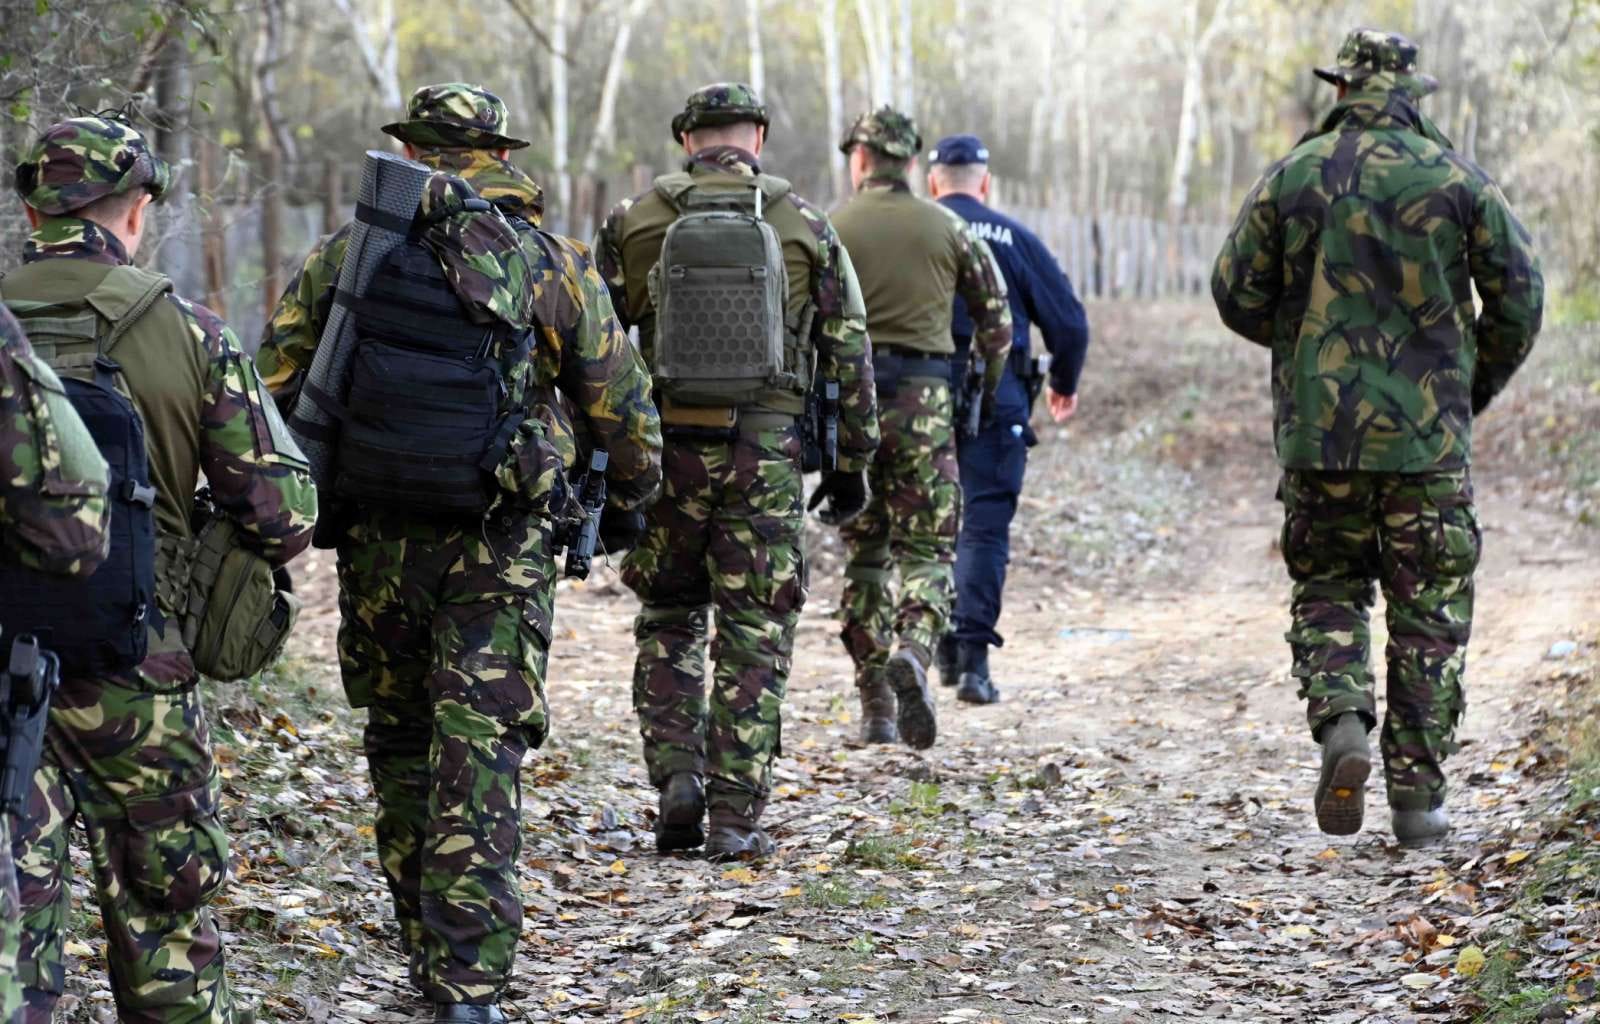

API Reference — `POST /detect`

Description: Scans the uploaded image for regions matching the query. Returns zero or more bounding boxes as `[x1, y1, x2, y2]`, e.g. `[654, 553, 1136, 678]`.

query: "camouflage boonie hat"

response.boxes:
[14, 114, 171, 216]
[1314, 28, 1438, 97]
[382, 83, 530, 151]
[671, 82, 770, 143]
[839, 106, 922, 159]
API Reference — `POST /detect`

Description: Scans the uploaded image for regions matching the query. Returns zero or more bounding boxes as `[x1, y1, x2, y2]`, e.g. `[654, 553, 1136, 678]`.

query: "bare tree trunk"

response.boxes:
[322, 159, 343, 235]
[854, 0, 890, 106]
[893, 0, 913, 111]
[197, 138, 228, 317]
[329, 0, 403, 113]
[1165, 0, 1232, 273]
[577, 0, 654, 235]
[746, 0, 765, 96]
[550, 0, 571, 233]
[153, 37, 200, 295]
[255, 0, 292, 314]
[1074, 12, 1092, 214]
[1026, 7, 1060, 180]
[820, 0, 846, 200]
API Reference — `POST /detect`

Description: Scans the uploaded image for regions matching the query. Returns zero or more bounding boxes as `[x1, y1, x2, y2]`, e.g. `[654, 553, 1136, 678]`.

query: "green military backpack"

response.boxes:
[646, 174, 804, 406]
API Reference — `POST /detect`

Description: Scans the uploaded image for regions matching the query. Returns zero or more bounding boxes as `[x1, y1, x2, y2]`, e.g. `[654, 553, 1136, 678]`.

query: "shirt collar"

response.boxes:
[22, 217, 131, 266]
[685, 146, 762, 177]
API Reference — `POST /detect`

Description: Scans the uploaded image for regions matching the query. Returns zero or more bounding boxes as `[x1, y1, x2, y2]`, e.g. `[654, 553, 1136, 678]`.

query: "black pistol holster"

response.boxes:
[0, 632, 60, 817]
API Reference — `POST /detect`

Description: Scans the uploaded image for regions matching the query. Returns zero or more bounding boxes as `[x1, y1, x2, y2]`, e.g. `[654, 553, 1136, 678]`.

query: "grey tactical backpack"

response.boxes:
[647, 174, 795, 406]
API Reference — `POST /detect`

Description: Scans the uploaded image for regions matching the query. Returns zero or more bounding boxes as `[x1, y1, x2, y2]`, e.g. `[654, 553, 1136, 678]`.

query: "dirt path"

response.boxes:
[53, 308, 1597, 1023]
[398, 470, 1582, 1024]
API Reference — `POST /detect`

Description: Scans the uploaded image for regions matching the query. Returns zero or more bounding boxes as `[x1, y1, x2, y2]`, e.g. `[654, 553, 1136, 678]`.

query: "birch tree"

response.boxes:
[329, 0, 403, 114]
[893, 0, 913, 111]
[820, 0, 846, 199]
[854, 0, 891, 106]
[576, 0, 654, 233]
[550, 0, 571, 233]
[746, 0, 765, 97]
[1164, 0, 1233, 229]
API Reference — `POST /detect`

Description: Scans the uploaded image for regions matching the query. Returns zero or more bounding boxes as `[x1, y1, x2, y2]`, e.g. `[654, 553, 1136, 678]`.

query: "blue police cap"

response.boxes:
[929, 134, 990, 165]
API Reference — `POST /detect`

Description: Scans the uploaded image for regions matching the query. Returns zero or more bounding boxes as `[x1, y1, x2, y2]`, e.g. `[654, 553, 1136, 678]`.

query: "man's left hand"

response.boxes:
[1048, 388, 1078, 423]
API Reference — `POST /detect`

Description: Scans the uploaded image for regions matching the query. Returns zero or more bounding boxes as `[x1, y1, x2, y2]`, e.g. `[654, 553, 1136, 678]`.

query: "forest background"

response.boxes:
[1, 0, 1597, 347]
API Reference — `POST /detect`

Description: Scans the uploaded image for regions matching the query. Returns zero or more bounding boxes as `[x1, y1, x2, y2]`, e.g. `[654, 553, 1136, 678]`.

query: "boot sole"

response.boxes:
[1315, 752, 1370, 836]
[887, 657, 937, 750]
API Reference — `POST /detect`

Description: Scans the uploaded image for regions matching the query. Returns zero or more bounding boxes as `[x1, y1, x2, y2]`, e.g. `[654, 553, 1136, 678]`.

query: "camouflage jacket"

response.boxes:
[1212, 86, 1544, 472]
[831, 174, 1012, 396]
[258, 149, 662, 509]
[594, 145, 880, 473]
[0, 305, 109, 577]
[11, 218, 317, 567]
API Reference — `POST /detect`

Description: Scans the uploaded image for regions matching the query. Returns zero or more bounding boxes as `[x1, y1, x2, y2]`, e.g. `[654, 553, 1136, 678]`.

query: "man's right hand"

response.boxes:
[807, 470, 869, 526]
[1047, 388, 1078, 424]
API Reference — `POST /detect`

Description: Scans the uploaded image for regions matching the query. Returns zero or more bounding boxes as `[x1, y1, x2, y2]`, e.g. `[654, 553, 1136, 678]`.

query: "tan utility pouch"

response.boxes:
[659, 397, 738, 429]
[181, 507, 300, 681]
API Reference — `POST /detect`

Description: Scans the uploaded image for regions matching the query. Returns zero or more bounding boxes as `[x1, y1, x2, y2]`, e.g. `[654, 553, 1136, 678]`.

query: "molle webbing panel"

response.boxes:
[288, 150, 431, 494]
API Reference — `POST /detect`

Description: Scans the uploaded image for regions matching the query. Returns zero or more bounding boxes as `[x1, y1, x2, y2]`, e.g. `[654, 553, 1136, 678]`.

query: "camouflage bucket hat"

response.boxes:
[1314, 28, 1439, 98]
[671, 82, 770, 143]
[382, 83, 530, 151]
[14, 114, 172, 216]
[839, 106, 922, 159]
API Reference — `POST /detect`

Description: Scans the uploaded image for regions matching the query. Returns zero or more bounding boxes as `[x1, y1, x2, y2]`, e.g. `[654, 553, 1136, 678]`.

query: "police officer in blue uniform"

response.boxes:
[928, 133, 1090, 704]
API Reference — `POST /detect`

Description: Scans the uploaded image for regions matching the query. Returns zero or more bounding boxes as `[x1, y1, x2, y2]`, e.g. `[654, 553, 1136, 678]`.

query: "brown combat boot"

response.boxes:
[857, 668, 898, 744]
[704, 792, 775, 862]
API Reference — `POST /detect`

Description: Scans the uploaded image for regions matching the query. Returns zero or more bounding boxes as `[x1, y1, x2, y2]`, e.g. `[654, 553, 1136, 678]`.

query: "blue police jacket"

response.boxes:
[940, 193, 1089, 420]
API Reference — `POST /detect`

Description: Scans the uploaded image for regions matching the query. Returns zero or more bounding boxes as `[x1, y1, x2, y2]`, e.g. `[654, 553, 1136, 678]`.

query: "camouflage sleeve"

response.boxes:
[592, 200, 635, 332]
[548, 238, 662, 509]
[1467, 179, 1544, 414]
[255, 225, 351, 412]
[797, 200, 879, 472]
[951, 221, 1013, 397]
[493, 414, 567, 516]
[0, 320, 110, 578]
[181, 297, 318, 565]
[1211, 167, 1284, 347]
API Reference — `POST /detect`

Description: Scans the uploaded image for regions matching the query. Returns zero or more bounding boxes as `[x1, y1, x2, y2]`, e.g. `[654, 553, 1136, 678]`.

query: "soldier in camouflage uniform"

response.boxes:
[258, 84, 661, 1022]
[0, 304, 111, 1023]
[830, 107, 1011, 749]
[5, 114, 318, 1022]
[595, 84, 879, 861]
[1212, 30, 1543, 846]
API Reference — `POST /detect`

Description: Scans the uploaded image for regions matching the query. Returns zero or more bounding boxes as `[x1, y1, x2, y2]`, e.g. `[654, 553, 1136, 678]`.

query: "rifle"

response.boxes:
[555, 450, 609, 580]
[0, 632, 59, 818]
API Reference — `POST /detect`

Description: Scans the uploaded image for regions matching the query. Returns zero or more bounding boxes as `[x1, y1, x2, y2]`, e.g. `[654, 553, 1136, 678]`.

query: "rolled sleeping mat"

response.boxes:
[287, 150, 431, 493]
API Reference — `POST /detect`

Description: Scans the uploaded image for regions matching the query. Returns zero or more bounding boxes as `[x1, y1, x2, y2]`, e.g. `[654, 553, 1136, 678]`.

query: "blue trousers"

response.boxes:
[951, 418, 1029, 647]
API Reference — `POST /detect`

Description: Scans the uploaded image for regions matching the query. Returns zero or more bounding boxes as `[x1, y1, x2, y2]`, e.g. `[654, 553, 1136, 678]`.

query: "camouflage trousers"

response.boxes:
[12, 654, 235, 1023]
[1280, 469, 1481, 811]
[0, 817, 21, 1022]
[840, 377, 960, 683]
[621, 424, 805, 822]
[336, 508, 554, 1004]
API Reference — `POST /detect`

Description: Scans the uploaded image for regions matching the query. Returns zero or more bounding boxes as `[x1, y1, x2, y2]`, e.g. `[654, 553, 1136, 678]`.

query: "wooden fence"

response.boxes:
[993, 183, 1228, 301]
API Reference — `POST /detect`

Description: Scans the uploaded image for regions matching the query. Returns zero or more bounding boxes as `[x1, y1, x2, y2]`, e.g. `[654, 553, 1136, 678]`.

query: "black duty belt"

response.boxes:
[873, 346, 951, 379]
[952, 337, 1033, 379]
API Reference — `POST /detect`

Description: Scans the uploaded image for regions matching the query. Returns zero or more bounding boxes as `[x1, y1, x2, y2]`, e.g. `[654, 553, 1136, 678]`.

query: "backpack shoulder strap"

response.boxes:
[652, 172, 699, 213]
[83, 266, 174, 355]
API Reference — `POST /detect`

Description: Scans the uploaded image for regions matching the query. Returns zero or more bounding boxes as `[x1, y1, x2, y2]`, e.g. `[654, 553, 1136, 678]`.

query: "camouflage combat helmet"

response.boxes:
[381, 82, 530, 151]
[671, 83, 770, 143]
[839, 106, 922, 159]
[1314, 28, 1439, 98]
[14, 113, 172, 216]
